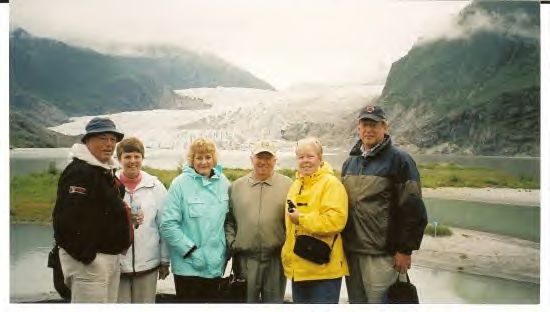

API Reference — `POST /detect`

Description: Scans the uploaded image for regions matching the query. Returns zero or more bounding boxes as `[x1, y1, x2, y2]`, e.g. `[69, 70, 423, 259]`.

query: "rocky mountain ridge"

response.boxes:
[376, 0, 539, 156]
[9, 28, 273, 147]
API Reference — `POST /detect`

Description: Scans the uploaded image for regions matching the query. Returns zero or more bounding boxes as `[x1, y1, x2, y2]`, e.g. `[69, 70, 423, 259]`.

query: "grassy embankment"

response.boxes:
[10, 163, 539, 224]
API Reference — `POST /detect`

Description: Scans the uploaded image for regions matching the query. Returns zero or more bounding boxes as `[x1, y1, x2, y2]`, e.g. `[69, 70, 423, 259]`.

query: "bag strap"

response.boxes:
[294, 231, 339, 249]
[227, 258, 246, 282]
[396, 272, 411, 283]
[330, 234, 338, 249]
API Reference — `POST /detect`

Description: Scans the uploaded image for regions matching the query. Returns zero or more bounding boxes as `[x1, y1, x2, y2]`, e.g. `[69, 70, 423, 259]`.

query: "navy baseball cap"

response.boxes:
[358, 105, 387, 122]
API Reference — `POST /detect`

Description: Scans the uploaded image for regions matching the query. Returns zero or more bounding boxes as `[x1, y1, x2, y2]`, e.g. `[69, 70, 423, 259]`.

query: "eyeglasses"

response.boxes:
[359, 120, 383, 128]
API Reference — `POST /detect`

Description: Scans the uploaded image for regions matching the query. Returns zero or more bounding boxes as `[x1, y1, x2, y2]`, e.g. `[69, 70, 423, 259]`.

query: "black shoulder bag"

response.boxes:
[217, 258, 247, 303]
[384, 273, 419, 304]
[47, 244, 71, 301]
[293, 234, 337, 265]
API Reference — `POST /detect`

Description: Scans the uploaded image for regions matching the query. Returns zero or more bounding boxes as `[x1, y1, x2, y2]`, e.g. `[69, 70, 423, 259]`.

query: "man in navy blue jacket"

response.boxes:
[341, 105, 427, 304]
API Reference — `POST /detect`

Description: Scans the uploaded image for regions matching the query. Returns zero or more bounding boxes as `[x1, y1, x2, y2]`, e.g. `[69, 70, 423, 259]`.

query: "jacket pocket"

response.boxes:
[187, 198, 204, 218]
[188, 248, 206, 270]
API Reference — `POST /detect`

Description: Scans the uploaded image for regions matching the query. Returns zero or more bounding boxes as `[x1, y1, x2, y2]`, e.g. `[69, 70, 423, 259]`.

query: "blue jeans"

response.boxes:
[291, 278, 342, 303]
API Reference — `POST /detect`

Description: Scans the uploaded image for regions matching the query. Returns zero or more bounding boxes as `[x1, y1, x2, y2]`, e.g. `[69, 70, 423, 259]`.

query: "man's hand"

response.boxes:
[158, 264, 170, 280]
[393, 252, 411, 273]
[288, 209, 300, 225]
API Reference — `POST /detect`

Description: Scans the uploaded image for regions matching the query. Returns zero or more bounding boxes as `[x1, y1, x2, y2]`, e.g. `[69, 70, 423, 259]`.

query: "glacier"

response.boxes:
[48, 85, 382, 169]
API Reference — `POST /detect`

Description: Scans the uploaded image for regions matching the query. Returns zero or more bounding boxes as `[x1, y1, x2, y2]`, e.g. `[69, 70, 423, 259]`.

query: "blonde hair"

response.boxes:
[187, 138, 218, 166]
[295, 137, 323, 158]
[116, 137, 145, 159]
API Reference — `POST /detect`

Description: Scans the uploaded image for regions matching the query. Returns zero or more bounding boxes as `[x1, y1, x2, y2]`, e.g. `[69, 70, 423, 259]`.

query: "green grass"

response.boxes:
[222, 168, 254, 183]
[418, 163, 539, 189]
[10, 163, 538, 224]
[223, 168, 297, 182]
[146, 167, 297, 188]
[10, 171, 60, 223]
[142, 166, 181, 189]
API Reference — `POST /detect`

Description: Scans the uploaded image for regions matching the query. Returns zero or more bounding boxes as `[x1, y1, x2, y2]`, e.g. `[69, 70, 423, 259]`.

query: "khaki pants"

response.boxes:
[234, 254, 286, 303]
[118, 269, 159, 303]
[345, 253, 398, 304]
[59, 248, 120, 303]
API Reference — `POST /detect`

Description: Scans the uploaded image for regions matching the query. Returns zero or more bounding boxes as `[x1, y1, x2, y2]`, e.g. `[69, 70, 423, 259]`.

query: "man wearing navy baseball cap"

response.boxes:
[52, 116, 132, 302]
[341, 105, 427, 303]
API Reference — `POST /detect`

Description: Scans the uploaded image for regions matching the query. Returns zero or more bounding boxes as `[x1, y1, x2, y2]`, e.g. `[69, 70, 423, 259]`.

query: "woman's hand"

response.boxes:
[288, 209, 300, 225]
[189, 248, 206, 270]
[132, 210, 144, 226]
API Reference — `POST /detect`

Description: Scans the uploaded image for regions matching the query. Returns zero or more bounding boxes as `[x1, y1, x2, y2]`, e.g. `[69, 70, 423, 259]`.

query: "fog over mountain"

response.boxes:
[46, 1, 541, 157]
[11, 1, 541, 157]
[10, 0, 468, 89]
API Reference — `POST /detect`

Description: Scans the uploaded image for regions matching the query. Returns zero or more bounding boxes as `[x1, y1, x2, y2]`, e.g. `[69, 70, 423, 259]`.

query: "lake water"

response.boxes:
[9, 148, 72, 178]
[10, 224, 539, 304]
[9, 149, 540, 303]
[425, 198, 540, 242]
[9, 148, 540, 181]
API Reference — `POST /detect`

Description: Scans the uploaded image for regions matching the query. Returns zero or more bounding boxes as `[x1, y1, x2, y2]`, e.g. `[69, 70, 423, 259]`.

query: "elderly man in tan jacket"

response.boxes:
[225, 140, 292, 303]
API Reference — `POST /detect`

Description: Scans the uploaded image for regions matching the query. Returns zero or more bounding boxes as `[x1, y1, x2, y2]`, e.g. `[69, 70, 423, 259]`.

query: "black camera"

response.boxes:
[287, 199, 297, 213]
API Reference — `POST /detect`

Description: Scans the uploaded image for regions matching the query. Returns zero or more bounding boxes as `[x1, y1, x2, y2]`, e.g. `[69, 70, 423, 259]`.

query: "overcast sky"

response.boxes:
[10, 0, 469, 90]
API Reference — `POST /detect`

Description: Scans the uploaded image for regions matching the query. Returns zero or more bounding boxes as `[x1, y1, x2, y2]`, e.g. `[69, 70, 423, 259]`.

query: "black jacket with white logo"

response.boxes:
[53, 148, 132, 264]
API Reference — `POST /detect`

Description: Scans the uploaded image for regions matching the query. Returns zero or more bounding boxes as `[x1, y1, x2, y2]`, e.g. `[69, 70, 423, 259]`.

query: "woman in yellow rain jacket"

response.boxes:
[281, 137, 348, 303]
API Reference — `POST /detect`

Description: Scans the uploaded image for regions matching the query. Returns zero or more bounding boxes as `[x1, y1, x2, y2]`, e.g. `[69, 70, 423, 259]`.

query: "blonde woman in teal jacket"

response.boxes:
[160, 138, 230, 302]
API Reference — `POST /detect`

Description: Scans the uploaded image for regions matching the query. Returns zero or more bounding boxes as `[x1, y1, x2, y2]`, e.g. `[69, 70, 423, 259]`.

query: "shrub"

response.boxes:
[424, 223, 453, 237]
[449, 174, 461, 184]
[47, 161, 58, 175]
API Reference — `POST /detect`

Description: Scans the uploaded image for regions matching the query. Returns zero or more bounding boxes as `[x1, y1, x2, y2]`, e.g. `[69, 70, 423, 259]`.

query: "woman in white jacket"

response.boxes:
[115, 137, 170, 303]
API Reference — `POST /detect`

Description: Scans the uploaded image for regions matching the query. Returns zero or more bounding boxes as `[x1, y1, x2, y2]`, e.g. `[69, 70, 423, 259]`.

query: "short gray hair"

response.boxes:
[295, 137, 323, 158]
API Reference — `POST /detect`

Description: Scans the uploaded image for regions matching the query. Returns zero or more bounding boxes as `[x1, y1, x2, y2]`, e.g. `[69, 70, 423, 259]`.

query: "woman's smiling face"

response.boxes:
[193, 152, 215, 177]
[296, 144, 322, 177]
[119, 151, 143, 178]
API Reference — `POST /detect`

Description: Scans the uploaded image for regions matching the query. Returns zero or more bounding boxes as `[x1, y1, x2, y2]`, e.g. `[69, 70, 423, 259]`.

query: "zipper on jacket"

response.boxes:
[360, 156, 367, 176]
[129, 190, 137, 303]
[258, 182, 263, 254]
